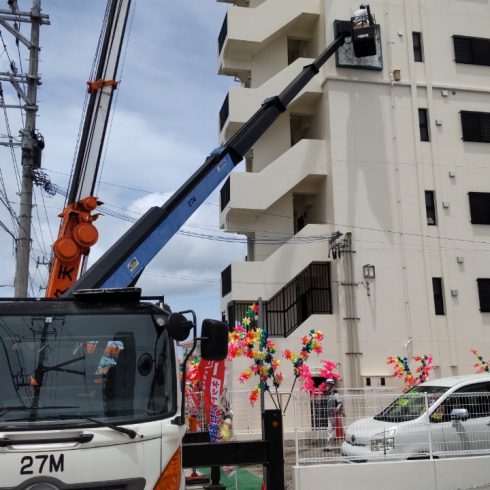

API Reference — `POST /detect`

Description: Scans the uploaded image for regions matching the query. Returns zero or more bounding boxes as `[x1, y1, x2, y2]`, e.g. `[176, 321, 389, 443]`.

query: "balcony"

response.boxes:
[220, 139, 326, 231]
[221, 223, 334, 304]
[218, 0, 320, 75]
[226, 262, 332, 337]
[219, 57, 322, 141]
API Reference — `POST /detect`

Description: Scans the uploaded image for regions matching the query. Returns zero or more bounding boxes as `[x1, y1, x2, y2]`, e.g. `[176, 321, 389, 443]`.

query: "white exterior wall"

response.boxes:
[294, 456, 490, 490]
[218, 0, 490, 391]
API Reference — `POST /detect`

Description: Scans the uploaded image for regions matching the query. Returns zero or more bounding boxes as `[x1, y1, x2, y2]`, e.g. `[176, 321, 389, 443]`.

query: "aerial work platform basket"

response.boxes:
[351, 4, 377, 58]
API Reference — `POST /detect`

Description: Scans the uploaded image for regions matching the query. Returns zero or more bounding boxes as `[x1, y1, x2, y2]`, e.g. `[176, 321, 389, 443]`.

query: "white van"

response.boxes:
[341, 374, 490, 462]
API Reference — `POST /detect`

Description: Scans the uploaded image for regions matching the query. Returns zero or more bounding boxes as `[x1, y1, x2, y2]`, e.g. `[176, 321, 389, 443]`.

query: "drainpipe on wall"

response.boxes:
[341, 233, 362, 388]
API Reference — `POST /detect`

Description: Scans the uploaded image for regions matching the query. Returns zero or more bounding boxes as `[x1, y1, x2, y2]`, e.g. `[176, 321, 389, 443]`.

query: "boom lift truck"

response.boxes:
[0, 6, 377, 490]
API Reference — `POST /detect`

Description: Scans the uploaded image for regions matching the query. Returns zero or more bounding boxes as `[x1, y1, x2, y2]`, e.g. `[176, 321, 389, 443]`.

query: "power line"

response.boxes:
[38, 186, 55, 244]
[0, 217, 15, 240]
[46, 177, 490, 249]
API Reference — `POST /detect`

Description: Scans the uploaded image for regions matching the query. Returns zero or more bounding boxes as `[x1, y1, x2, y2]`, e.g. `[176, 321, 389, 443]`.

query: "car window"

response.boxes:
[455, 382, 490, 419]
[374, 386, 447, 422]
[431, 382, 490, 422]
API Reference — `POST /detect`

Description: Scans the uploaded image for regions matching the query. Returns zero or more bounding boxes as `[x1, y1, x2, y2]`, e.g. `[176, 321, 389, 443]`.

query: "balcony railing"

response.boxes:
[226, 262, 332, 337]
[219, 93, 229, 132]
[218, 14, 228, 55]
[220, 177, 231, 212]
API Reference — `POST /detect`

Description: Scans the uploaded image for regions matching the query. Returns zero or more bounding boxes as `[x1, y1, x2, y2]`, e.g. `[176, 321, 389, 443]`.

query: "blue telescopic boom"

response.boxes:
[67, 27, 359, 294]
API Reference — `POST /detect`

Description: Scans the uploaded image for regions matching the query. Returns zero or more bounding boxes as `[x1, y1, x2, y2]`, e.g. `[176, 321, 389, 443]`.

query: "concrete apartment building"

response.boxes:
[216, 0, 490, 393]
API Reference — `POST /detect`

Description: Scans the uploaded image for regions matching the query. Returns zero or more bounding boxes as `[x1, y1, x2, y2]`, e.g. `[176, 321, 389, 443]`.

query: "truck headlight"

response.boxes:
[370, 428, 397, 452]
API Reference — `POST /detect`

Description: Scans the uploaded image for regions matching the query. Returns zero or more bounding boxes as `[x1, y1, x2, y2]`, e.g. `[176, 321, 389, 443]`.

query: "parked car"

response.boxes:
[341, 374, 490, 461]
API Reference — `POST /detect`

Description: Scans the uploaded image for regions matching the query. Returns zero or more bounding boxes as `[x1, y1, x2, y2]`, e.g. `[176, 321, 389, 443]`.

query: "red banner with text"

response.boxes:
[198, 359, 226, 441]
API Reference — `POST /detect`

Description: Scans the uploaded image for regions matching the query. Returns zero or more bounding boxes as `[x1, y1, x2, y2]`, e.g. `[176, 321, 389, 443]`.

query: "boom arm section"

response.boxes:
[46, 0, 131, 298]
[68, 24, 365, 294]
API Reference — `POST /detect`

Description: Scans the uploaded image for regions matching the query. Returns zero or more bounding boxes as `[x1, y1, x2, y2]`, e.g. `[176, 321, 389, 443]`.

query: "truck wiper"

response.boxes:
[56, 414, 141, 439]
[0, 411, 140, 439]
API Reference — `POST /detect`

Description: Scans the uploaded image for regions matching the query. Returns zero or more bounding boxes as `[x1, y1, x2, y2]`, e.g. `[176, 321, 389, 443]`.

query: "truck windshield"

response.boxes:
[374, 386, 448, 422]
[0, 313, 175, 429]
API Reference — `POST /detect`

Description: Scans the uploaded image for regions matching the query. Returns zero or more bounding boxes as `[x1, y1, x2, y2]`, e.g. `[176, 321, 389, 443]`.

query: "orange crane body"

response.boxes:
[45, 196, 102, 297]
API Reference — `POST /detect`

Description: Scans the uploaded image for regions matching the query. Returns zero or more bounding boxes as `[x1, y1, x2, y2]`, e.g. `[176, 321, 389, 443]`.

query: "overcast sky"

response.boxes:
[0, 0, 246, 322]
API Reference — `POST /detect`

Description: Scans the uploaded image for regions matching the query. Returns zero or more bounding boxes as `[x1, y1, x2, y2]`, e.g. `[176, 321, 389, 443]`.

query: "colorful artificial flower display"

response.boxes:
[387, 354, 433, 391]
[281, 329, 329, 412]
[297, 360, 342, 395]
[283, 329, 324, 376]
[229, 306, 334, 408]
[471, 348, 490, 373]
[228, 303, 283, 407]
[179, 354, 201, 390]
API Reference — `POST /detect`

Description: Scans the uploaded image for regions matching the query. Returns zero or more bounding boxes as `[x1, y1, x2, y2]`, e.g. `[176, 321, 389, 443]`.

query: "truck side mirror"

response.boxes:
[201, 319, 228, 361]
[166, 312, 194, 342]
[451, 408, 469, 422]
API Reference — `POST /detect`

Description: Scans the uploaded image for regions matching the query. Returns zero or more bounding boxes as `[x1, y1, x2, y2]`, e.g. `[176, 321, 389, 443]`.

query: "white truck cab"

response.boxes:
[0, 288, 228, 489]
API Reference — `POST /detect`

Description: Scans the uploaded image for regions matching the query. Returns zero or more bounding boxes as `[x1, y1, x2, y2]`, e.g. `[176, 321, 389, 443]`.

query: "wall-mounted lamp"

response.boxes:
[362, 264, 375, 297]
[363, 264, 376, 279]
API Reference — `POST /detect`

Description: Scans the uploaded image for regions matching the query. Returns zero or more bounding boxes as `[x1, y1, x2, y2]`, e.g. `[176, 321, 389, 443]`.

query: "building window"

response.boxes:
[220, 177, 230, 212]
[425, 190, 437, 225]
[461, 111, 490, 143]
[287, 38, 310, 65]
[432, 277, 445, 315]
[221, 264, 232, 297]
[469, 192, 490, 224]
[419, 108, 430, 141]
[366, 377, 371, 387]
[477, 279, 490, 312]
[380, 377, 386, 387]
[453, 35, 490, 66]
[219, 93, 229, 132]
[412, 32, 423, 62]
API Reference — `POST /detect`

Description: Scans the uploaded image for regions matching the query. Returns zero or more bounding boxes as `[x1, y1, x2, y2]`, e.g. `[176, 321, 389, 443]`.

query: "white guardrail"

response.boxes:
[186, 389, 490, 465]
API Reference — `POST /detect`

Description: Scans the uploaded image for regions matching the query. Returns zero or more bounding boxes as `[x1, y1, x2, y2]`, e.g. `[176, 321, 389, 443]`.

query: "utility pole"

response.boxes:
[1, 0, 50, 297]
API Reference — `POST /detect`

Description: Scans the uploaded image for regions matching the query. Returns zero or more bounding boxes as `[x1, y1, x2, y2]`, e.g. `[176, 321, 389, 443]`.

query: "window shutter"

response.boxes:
[477, 279, 490, 312]
[481, 114, 490, 141]
[469, 192, 490, 225]
[473, 38, 490, 66]
[462, 111, 482, 141]
[461, 111, 490, 142]
[454, 36, 473, 63]
[453, 35, 490, 66]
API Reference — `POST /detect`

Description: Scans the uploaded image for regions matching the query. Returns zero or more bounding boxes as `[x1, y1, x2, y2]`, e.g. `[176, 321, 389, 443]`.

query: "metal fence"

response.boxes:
[185, 388, 399, 439]
[293, 391, 490, 465]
